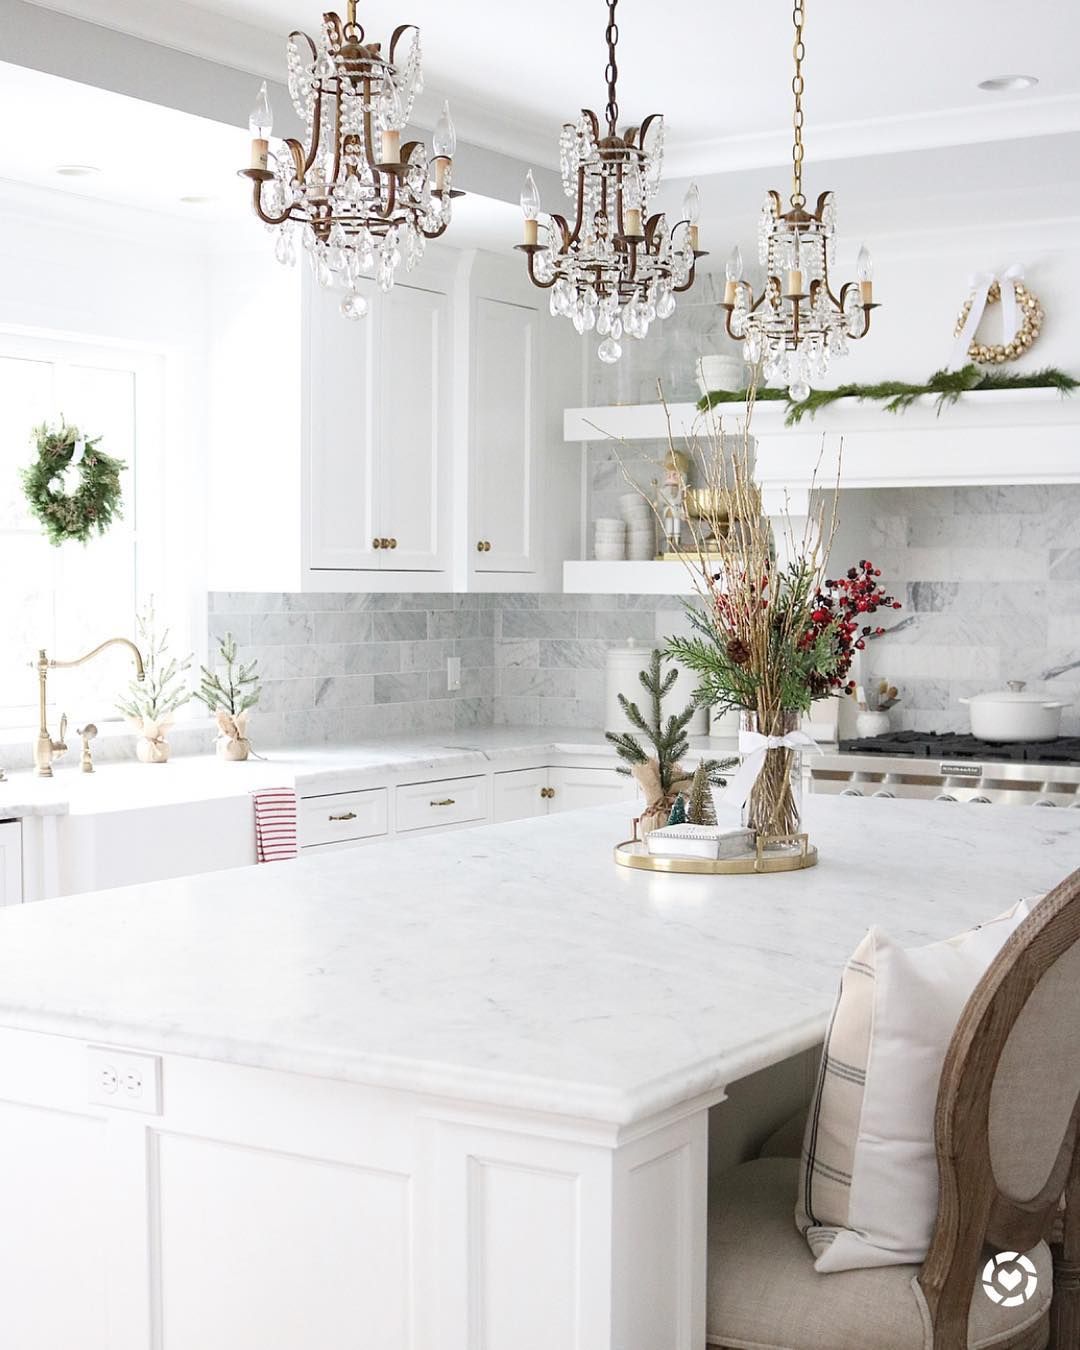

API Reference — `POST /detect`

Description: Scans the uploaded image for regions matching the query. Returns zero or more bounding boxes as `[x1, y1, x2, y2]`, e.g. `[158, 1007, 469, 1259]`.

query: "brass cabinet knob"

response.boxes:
[373, 537, 382, 549]
[540, 786, 555, 799]
[389, 538, 397, 549]
[476, 540, 484, 552]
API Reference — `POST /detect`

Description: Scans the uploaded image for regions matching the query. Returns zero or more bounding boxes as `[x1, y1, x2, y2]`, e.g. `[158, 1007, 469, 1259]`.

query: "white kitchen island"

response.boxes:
[1, 797, 1079, 1350]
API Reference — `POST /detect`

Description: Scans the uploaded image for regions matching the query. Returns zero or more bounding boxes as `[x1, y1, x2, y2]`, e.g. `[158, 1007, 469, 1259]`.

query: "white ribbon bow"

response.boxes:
[948, 263, 1024, 370]
[721, 727, 820, 809]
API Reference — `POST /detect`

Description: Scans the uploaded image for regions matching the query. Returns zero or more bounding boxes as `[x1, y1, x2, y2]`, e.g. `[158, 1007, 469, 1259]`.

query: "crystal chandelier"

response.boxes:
[719, 0, 878, 400]
[240, 1, 461, 321]
[515, 0, 705, 364]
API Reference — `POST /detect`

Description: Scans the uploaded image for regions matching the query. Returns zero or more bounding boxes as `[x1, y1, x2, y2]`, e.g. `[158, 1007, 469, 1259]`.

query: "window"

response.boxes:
[0, 332, 173, 732]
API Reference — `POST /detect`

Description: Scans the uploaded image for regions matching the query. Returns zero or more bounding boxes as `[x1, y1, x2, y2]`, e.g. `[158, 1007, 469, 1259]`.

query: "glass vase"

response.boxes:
[741, 708, 803, 848]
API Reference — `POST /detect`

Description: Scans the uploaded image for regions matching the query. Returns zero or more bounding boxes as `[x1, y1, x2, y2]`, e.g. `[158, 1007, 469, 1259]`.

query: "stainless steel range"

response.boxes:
[810, 731, 1080, 807]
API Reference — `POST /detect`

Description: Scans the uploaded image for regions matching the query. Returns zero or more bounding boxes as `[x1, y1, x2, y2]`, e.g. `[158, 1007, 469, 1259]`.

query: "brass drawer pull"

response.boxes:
[430, 798, 456, 807]
[329, 811, 357, 821]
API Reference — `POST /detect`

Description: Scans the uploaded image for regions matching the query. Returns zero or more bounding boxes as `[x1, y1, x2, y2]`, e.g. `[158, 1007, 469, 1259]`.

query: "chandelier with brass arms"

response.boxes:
[719, 0, 877, 401]
[515, 0, 705, 364]
[240, 0, 461, 321]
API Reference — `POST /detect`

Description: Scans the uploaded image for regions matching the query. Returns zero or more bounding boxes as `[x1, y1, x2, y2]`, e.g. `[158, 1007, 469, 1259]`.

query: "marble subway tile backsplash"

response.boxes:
[208, 591, 689, 743]
[855, 485, 1080, 736]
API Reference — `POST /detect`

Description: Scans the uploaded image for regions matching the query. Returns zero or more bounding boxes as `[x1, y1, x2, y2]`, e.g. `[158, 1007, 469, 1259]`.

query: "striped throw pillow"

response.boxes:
[795, 898, 1034, 1272]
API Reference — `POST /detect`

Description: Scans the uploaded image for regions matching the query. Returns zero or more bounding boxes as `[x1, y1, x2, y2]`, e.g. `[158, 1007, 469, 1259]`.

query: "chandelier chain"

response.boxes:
[604, 0, 619, 136]
[791, 1, 806, 207]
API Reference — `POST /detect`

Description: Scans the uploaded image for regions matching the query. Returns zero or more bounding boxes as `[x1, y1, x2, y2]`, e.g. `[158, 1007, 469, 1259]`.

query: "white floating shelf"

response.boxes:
[563, 559, 702, 596]
[565, 388, 1080, 507]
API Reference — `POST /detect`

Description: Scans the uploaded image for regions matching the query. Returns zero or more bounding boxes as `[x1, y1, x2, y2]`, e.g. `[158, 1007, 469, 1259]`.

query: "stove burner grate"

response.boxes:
[838, 731, 1080, 765]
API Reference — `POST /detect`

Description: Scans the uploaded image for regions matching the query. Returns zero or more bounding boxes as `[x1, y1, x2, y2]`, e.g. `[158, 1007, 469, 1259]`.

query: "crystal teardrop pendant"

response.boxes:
[597, 337, 622, 364]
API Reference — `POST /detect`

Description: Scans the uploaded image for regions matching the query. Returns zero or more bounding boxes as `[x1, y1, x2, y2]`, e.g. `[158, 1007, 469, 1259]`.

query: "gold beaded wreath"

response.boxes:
[954, 280, 1043, 365]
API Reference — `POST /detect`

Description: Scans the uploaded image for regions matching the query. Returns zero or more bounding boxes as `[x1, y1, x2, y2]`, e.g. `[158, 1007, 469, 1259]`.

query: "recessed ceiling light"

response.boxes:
[978, 75, 1039, 92]
[54, 164, 102, 177]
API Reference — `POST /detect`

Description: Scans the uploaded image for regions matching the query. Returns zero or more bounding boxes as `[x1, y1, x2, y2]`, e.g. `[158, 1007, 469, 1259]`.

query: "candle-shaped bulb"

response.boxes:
[520, 169, 541, 221]
[725, 244, 743, 282]
[249, 80, 273, 138]
[681, 180, 701, 225]
[433, 100, 456, 158]
[856, 243, 873, 282]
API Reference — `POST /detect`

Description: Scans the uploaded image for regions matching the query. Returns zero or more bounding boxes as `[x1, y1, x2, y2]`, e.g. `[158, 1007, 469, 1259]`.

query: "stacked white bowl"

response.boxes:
[594, 517, 627, 560]
[620, 492, 656, 560]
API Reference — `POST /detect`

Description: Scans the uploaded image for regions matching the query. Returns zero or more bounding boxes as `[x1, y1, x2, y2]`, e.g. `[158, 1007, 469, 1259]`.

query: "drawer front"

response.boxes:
[492, 768, 550, 823]
[299, 788, 389, 848]
[547, 766, 639, 813]
[395, 775, 488, 833]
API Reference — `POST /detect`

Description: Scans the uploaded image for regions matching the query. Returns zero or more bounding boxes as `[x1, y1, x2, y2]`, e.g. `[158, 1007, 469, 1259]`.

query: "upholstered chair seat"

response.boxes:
[706, 1156, 1052, 1350]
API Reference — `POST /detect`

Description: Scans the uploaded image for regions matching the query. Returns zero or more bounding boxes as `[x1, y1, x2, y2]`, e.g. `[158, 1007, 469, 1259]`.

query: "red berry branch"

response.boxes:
[803, 560, 902, 696]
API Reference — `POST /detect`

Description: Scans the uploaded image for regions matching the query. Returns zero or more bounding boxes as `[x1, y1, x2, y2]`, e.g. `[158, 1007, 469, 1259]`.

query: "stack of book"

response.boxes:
[645, 823, 754, 861]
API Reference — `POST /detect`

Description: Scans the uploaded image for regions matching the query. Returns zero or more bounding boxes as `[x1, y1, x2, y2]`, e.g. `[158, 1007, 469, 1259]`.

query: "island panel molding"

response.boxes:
[1, 799, 1078, 1346]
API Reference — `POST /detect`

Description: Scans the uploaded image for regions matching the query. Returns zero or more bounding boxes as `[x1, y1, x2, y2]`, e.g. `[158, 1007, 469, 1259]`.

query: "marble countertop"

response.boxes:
[0, 796, 1076, 1126]
[1, 726, 717, 818]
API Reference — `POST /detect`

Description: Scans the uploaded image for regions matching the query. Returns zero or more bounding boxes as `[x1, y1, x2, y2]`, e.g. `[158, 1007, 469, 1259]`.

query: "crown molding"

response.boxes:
[661, 93, 1080, 176]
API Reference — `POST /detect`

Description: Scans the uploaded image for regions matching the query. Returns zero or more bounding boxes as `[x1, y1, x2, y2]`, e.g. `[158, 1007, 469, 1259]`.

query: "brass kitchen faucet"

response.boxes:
[33, 638, 145, 777]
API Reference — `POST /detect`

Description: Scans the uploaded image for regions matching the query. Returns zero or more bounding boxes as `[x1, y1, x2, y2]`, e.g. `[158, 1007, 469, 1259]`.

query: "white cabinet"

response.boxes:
[492, 768, 550, 823]
[0, 821, 22, 904]
[307, 278, 450, 575]
[471, 298, 538, 573]
[548, 766, 638, 813]
[493, 766, 638, 823]
[396, 774, 488, 833]
[299, 788, 389, 849]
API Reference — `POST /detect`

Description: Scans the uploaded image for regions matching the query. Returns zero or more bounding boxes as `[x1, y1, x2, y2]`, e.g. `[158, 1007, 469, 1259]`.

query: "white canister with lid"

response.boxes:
[605, 641, 707, 736]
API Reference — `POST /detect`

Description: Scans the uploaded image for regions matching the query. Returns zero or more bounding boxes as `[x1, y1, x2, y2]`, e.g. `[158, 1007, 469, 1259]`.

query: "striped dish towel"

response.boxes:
[251, 788, 299, 863]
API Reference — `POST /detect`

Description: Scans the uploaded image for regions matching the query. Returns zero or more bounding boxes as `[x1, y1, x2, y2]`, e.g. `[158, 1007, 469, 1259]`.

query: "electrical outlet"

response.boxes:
[446, 656, 462, 692]
[87, 1047, 162, 1114]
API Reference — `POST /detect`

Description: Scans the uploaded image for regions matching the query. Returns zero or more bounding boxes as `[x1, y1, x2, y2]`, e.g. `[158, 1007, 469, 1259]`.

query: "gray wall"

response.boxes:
[208, 591, 688, 744]
[849, 484, 1080, 736]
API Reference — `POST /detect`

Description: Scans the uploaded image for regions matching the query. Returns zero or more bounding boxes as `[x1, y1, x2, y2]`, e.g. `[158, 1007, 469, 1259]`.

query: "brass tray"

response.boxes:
[614, 835, 818, 875]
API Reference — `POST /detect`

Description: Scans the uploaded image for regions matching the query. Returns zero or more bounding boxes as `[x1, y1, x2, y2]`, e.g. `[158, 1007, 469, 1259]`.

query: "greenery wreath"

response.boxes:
[20, 420, 126, 546]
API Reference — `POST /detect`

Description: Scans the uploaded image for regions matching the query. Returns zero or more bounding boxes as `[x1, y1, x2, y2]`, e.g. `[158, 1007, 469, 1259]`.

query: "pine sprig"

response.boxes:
[695, 364, 1077, 425]
[605, 649, 698, 796]
[194, 632, 261, 716]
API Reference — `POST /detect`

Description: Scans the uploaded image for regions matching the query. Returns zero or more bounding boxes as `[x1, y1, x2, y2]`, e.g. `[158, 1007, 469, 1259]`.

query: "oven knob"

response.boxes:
[1034, 799, 1057, 808]
[840, 788, 864, 798]
[872, 790, 895, 799]
[970, 795, 993, 805]
[934, 793, 957, 803]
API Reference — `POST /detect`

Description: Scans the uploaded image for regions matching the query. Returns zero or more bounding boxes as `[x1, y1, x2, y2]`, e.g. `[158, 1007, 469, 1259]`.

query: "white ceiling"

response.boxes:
[24, 0, 1080, 173]
[0, 59, 526, 252]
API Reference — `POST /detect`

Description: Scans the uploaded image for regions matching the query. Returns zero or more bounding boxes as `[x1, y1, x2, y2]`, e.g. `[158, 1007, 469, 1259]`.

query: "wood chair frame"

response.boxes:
[919, 865, 1080, 1350]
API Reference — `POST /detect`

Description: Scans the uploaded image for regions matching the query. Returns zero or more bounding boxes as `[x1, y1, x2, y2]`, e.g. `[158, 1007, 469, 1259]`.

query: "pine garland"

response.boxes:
[21, 419, 126, 546]
[696, 365, 1078, 427]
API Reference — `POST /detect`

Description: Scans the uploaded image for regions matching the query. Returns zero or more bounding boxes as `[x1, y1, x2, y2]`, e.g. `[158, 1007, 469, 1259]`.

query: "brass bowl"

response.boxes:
[685, 488, 729, 522]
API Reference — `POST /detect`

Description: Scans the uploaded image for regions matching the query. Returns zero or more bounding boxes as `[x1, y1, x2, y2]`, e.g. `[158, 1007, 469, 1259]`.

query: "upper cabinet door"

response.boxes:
[472, 297, 539, 573]
[306, 277, 381, 572]
[377, 284, 449, 572]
